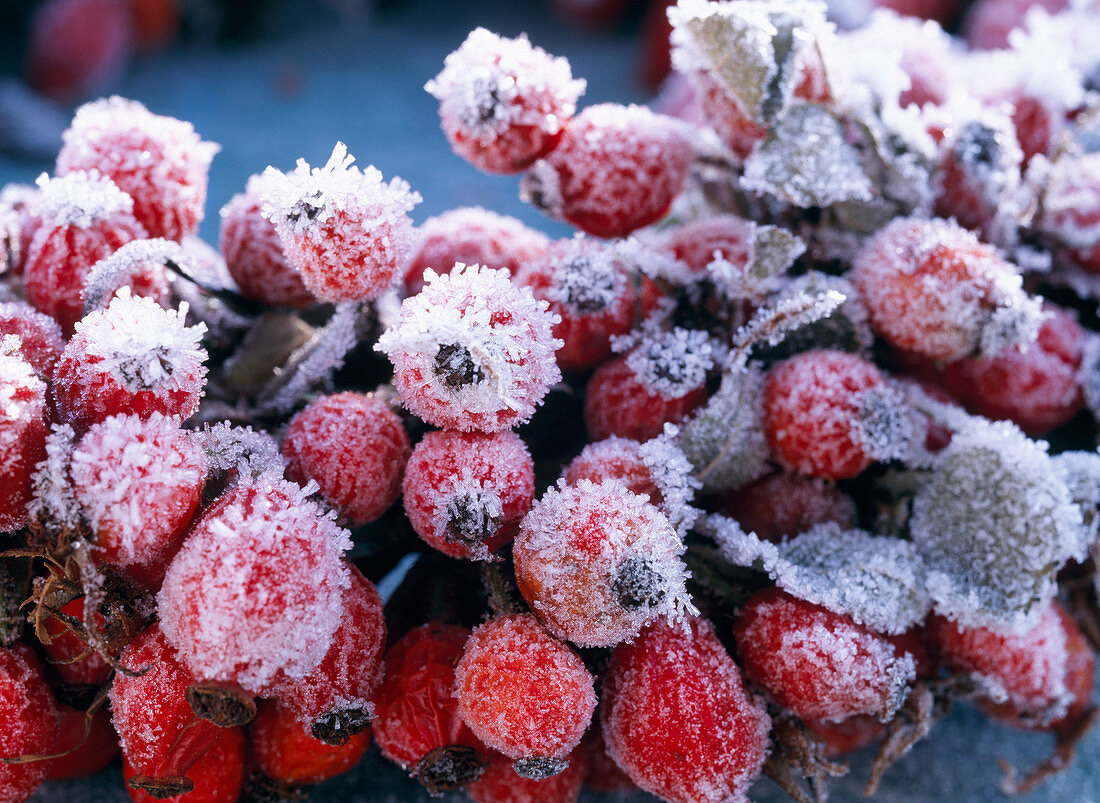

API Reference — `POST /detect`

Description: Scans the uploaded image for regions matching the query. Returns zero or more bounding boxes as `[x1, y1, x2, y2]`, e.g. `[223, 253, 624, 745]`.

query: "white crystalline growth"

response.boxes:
[910, 418, 1086, 633]
[82, 237, 181, 313]
[545, 235, 625, 316]
[27, 423, 82, 535]
[198, 421, 287, 479]
[620, 327, 715, 400]
[32, 170, 134, 229]
[638, 424, 702, 537]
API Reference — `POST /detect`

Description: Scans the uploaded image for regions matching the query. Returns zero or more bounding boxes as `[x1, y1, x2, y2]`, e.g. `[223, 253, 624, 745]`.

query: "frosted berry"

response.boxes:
[219, 172, 314, 307]
[404, 207, 551, 296]
[249, 699, 370, 787]
[941, 305, 1085, 435]
[47, 703, 118, 781]
[717, 471, 858, 543]
[377, 263, 562, 433]
[0, 342, 49, 532]
[455, 614, 596, 770]
[515, 236, 653, 371]
[260, 142, 420, 302]
[372, 623, 486, 794]
[658, 213, 753, 279]
[467, 749, 587, 803]
[764, 349, 908, 480]
[1038, 151, 1100, 273]
[39, 597, 112, 687]
[56, 96, 219, 242]
[129, 0, 181, 53]
[22, 171, 146, 333]
[266, 565, 386, 745]
[0, 645, 60, 803]
[70, 412, 206, 589]
[514, 479, 694, 648]
[52, 288, 207, 432]
[123, 725, 245, 803]
[601, 617, 771, 803]
[0, 302, 65, 380]
[584, 348, 709, 443]
[733, 587, 916, 721]
[281, 392, 411, 526]
[157, 475, 352, 694]
[26, 0, 133, 102]
[109, 624, 222, 799]
[964, 0, 1068, 49]
[402, 429, 534, 561]
[929, 599, 1095, 731]
[80, 237, 175, 315]
[522, 103, 693, 238]
[852, 216, 1042, 361]
[426, 28, 585, 174]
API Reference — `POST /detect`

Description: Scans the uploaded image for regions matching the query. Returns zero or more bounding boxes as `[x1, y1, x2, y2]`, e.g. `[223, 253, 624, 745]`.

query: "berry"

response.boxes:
[39, 597, 112, 688]
[1038, 151, 1100, 273]
[47, 702, 119, 781]
[56, 97, 219, 242]
[109, 624, 222, 799]
[218, 172, 315, 307]
[658, 213, 753, 278]
[26, 0, 133, 103]
[123, 725, 245, 803]
[584, 348, 709, 443]
[157, 475, 352, 694]
[734, 587, 916, 721]
[52, 288, 207, 432]
[22, 171, 147, 334]
[372, 623, 486, 794]
[929, 599, 1095, 731]
[281, 392, 410, 527]
[467, 748, 587, 803]
[764, 349, 910, 480]
[601, 617, 771, 803]
[522, 103, 693, 238]
[514, 479, 694, 648]
[249, 698, 370, 786]
[426, 28, 585, 174]
[454, 614, 596, 769]
[259, 142, 420, 302]
[0, 342, 49, 532]
[266, 565, 386, 745]
[0, 645, 60, 803]
[0, 302, 65, 380]
[129, 0, 181, 53]
[851, 217, 1043, 361]
[402, 429, 534, 561]
[70, 412, 205, 588]
[377, 263, 562, 433]
[403, 207, 551, 297]
[964, 0, 1068, 50]
[717, 471, 858, 543]
[80, 237, 174, 314]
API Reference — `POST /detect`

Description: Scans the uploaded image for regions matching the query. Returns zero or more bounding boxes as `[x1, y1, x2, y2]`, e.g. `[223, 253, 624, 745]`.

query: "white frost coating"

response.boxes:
[27, 423, 82, 534]
[78, 287, 207, 394]
[1051, 450, 1100, 557]
[427, 472, 505, 562]
[620, 327, 715, 399]
[910, 418, 1087, 633]
[545, 235, 625, 316]
[32, 170, 134, 229]
[1039, 152, 1100, 249]
[735, 288, 846, 351]
[425, 28, 585, 142]
[1081, 333, 1100, 422]
[700, 512, 783, 573]
[852, 381, 916, 463]
[82, 237, 181, 312]
[639, 425, 702, 537]
[198, 421, 287, 479]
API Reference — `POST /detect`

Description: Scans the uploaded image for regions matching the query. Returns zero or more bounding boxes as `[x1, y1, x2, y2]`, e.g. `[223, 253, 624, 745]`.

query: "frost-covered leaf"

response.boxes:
[742, 104, 873, 208]
[83, 238, 183, 314]
[198, 421, 287, 480]
[27, 423, 83, 541]
[733, 288, 846, 352]
[748, 224, 805, 281]
[752, 272, 872, 361]
[638, 424, 703, 537]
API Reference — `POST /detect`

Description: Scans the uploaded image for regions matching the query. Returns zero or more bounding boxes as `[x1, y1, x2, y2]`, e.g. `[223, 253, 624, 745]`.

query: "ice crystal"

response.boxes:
[545, 236, 625, 316]
[197, 421, 286, 479]
[1051, 450, 1100, 554]
[1081, 333, 1100, 421]
[754, 272, 872, 361]
[734, 288, 846, 352]
[638, 425, 702, 537]
[621, 328, 714, 399]
[32, 170, 134, 229]
[27, 423, 82, 536]
[853, 381, 916, 463]
[82, 237, 181, 313]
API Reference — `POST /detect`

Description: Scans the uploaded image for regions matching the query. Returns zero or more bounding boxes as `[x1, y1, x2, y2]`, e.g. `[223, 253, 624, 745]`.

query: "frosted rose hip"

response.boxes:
[282, 392, 410, 526]
[717, 471, 858, 543]
[0, 342, 49, 532]
[0, 645, 59, 803]
[249, 699, 370, 787]
[0, 302, 65, 379]
[467, 749, 587, 803]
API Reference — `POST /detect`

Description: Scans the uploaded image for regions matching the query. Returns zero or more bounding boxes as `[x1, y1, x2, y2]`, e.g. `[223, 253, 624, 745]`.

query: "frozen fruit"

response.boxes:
[249, 698, 370, 787]
[123, 725, 245, 803]
[513, 479, 695, 648]
[39, 597, 112, 687]
[57, 97, 218, 242]
[717, 471, 858, 543]
[964, 0, 1068, 50]
[1038, 151, 1100, 273]
[455, 614, 596, 771]
[0, 645, 60, 803]
[602, 616, 771, 803]
[0, 302, 65, 380]
[377, 263, 562, 433]
[522, 103, 693, 238]
[467, 748, 587, 803]
[402, 429, 534, 561]
[46, 703, 118, 781]
[52, 288, 207, 432]
[80, 237, 174, 315]
[0, 340, 49, 532]
[281, 391, 410, 526]
[26, 0, 133, 102]
[426, 28, 585, 174]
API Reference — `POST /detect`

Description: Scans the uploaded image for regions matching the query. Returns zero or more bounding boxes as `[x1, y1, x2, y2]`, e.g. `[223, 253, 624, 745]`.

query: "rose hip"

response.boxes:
[0, 645, 60, 803]
[249, 699, 370, 787]
[0, 342, 48, 532]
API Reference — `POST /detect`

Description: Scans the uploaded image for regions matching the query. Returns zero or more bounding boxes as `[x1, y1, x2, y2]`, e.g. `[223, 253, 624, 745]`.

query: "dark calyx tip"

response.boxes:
[613, 557, 667, 611]
[434, 343, 484, 389]
[412, 745, 488, 794]
[186, 681, 257, 727]
[128, 775, 195, 799]
[512, 754, 569, 780]
[310, 706, 371, 746]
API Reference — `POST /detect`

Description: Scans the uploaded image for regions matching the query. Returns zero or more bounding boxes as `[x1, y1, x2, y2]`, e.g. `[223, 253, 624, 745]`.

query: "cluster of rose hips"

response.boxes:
[3, 1, 1100, 802]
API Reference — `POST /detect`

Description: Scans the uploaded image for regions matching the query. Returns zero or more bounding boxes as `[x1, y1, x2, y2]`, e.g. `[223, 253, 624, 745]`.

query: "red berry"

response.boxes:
[40, 597, 112, 688]
[467, 748, 587, 803]
[426, 28, 585, 174]
[52, 288, 208, 432]
[218, 172, 315, 308]
[403, 206, 551, 297]
[658, 213, 753, 278]
[372, 623, 487, 793]
[22, 171, 147, 334]
[549, 0, 636, 29]
[123, 725, 245, 803]
[259, 142, 420, 302]
[157, 475, 352, 694]
[0, 302, 65, 380]
[47, 702, 119, 780]
[733, 588, 916, 721]
[514, 479, 694, 648]
[0, 343, 49, 532]
[57, 97, 219, 242]
[964, 0, 1068, 50]
[281, 392, 411, 526]
[602, 617, 771, 803]
[249, 698, 369, 786]
[402, 429, 534, 561]
[1038, 151, 1100, 273]
[377, 263, 562, 433]
[717, 471, 858, 543]
[128, 0, 181, 53]
[70, 412, 206, 588]
[0, 645, 60, 803]
[522, 103, 693, 238]
[26, 0, 133, 103]
[454, 614, 596, 767]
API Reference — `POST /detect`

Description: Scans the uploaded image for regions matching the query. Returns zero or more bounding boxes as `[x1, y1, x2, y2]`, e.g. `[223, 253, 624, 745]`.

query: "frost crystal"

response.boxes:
[198, 421, 286, 479]
[32, 170, 134, 229]
[621, 328, 714, 399]
[82, 237, 181, 313]
[638, 425, 702, 537]
[1081, 333, 1100, 421]
[910, 419, 1086, 632]
[755, 272, 872, 360]
[27, 423, 82, 536]
[545, 236, 625, 316]
[853, 381, 915, 463]
[734, 288, 847, 351]
[1051, 450, 1100, 556]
